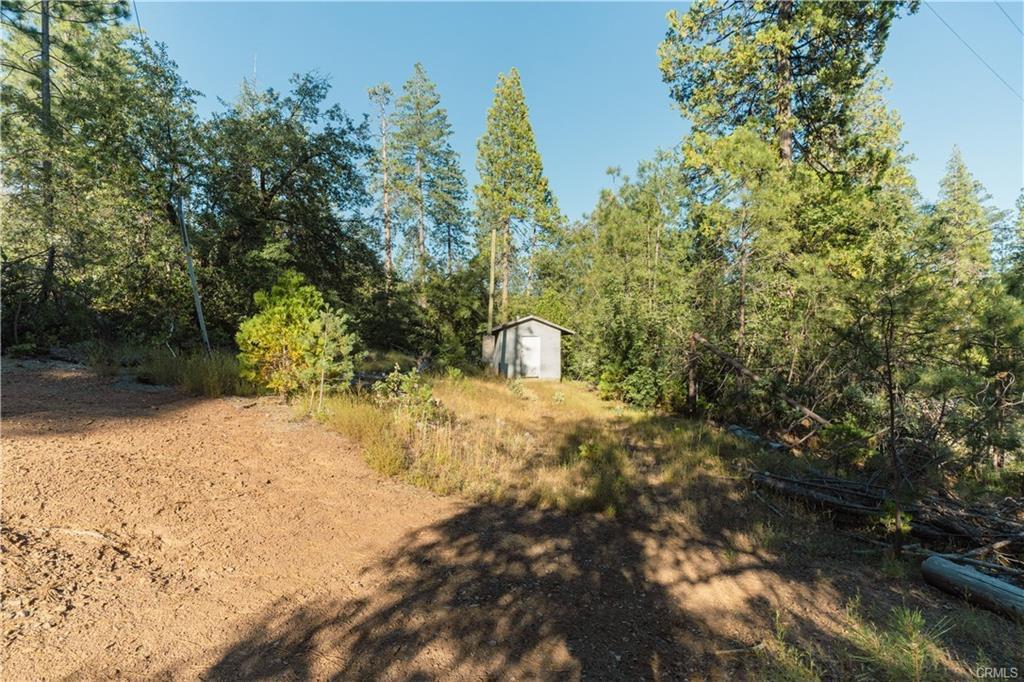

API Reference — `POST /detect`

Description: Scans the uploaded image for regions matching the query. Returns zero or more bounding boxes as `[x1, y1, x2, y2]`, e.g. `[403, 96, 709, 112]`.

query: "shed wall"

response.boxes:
[488, 319, 563, 380]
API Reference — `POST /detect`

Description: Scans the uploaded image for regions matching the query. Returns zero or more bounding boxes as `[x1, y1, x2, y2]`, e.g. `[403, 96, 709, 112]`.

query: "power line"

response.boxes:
[131, 0, 142, 34]
[924, 2, 1023, 102]
[995, 1, 1023, 36]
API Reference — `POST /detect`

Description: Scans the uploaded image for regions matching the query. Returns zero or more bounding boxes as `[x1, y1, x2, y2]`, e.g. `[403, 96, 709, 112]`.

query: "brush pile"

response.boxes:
[750, 470, 1024, 580]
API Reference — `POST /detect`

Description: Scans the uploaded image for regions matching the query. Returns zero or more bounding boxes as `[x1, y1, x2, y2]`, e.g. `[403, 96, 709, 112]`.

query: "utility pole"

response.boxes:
[175, 196, 211, 354]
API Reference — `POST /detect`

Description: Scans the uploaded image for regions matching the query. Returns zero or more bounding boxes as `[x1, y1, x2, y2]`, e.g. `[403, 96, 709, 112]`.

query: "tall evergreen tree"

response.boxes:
[393, 63, 468, 282]
[475, 68, 559, 328]
[658, 0, 916, 162]
[368, 83, 397, 294]
[1, 0, 130, 334]
[932, 147, 997, 285]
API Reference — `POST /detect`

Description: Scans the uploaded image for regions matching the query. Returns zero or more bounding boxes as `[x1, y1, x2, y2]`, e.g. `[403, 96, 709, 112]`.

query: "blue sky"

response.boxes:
[135, 1, 1023, 220]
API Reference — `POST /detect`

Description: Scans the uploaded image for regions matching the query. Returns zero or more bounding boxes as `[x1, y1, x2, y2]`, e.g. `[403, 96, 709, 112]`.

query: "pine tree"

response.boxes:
[392, 63, 468, 283]
[368, 83, 396, 294]
[475, 68, 559, 328]
[932, 147, 997, 285]
[1, 0, 129, 317]
[658, 0, 916, 162]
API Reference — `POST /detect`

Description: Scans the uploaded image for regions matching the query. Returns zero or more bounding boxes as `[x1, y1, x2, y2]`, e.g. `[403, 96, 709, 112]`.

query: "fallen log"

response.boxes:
[921, 556, 1024, 623]
[751, 472, 881, 517]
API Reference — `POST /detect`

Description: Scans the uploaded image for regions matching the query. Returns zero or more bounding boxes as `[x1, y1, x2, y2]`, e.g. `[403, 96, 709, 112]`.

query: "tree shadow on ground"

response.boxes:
[2, 361, 197, 436]
[168, 409, 1017, 680]
[196, 471, 845, 680]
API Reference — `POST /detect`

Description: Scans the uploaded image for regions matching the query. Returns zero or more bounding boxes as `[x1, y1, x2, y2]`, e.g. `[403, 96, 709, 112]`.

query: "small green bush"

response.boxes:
[373, 365, 446, 423]
[236, 271, 358, 401]
[5, 343, 38, 358]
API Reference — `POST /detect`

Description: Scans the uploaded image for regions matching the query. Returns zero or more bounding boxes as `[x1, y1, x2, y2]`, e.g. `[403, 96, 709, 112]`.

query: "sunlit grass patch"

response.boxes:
[317, 374, 762, 517]
[138, 349, 254, 398]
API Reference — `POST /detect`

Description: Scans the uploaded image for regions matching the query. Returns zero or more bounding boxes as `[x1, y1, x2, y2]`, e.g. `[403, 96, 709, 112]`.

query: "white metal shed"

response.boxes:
[481, 315, 575, 380]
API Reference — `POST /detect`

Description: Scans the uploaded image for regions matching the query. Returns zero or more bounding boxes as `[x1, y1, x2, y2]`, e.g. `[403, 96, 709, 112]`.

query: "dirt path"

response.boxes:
[4, 362, 947, 680]
[2, 363, 460, 679]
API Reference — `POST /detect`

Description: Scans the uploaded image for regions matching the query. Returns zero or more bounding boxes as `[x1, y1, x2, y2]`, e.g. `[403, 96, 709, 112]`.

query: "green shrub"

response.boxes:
[5, 343, 38, 358]
[373, 365, 446, 423]
[236, 270, 358, 401]
[621, 366, 660, 409]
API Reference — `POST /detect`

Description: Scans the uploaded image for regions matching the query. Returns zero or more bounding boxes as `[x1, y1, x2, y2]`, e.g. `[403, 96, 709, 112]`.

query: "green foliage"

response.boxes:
[236, 271, 358, 398]
[393, 63, 469, 278]
[372, 365, 444, 423]
[196, 75, 375, 345]
[476, 68, 561, 322]
[820, 414, 876, 474]
[659, 0, 917, 160]
[847, 604, 951, 681]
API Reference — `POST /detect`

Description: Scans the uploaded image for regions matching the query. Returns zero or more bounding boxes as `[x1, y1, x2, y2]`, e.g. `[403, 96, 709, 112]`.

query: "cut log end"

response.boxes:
[921, 556, 1024, 623]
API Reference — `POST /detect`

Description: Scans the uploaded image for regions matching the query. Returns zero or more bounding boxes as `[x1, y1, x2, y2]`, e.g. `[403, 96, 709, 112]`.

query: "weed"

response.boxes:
[846, 601, 952, 681]
[86, 343, 121, 377]
[5, 343, 38, 358]
[508, 378, 525, 399]
[760, 610, 822, 681]
[138, 349, 251, 398]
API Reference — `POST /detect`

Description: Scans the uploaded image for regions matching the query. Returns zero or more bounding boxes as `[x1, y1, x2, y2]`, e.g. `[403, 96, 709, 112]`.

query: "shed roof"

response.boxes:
[487, 315, 575, 336]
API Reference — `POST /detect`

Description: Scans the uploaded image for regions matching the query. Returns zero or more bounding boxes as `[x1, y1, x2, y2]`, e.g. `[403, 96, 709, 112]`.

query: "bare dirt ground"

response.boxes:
[1, 362, 1015, 680]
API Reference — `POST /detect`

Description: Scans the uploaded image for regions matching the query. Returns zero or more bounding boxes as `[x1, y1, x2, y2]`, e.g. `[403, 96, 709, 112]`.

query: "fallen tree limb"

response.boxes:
[752, 471, 1024, 555]
[671, 329, 832, 427]
[921, 556, 1024, 623]
[751, 472, 883, 517]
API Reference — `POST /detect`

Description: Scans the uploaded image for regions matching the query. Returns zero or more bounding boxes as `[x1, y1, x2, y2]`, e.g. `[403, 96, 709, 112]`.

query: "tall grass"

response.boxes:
[317, 375, 759, 515]
[138, 350, 252, 398]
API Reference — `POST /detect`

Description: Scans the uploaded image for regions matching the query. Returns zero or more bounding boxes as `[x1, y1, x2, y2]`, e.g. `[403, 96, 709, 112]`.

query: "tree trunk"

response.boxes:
[525, 223, 536, 296]
[776, 0, 794, 162]
[446, 226, 453, 275]
[500, 217, 510, 321]
[883, 302, 904, 557]
[687, 333, 697, 415]
[487, 222, 498, 331]
[38, 0, 55, 308]
[380, 111, 393, 296]
[737, 244, 748, 361]
[416, 159, 427, 308]
[417, 159, 426, 273]
[921, 557, 1024, 623]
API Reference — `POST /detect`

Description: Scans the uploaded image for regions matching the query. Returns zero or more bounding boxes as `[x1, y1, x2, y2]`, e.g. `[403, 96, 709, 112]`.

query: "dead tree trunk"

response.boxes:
[921, 556, 1024, 623]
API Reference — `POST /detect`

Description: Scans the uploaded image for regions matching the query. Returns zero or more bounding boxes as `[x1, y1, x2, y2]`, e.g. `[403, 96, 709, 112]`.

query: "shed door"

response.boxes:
[518, 336, 540, 377]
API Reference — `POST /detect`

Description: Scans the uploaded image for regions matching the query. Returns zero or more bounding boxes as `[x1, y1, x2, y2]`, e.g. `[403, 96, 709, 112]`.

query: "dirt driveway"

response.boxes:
[2, 362, 861, 680]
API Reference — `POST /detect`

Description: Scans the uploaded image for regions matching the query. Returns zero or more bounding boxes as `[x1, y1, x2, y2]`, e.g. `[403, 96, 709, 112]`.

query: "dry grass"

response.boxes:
[138, 349, 254, 398]
[318, 375, 760, 515]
